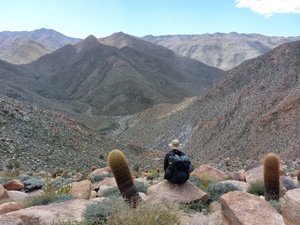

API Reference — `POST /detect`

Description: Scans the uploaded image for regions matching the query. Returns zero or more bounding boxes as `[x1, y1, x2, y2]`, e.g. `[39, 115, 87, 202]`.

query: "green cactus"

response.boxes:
[263, 152, 280, 201]
[107, 149, 141, 208]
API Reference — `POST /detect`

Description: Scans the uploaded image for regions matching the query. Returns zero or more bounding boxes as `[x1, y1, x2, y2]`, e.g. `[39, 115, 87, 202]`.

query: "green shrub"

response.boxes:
[133, 164, 140, 172]
[268, 200, 281, 214]
[83, 197, 180, 225]
[83, 198, 114, 225]
[207, 182, 240, 202]
[189, 175, 202, 187]
[23, 193, 75, 208]
[43, 178, 72, 195]
[198, 175, 215, 192]
[90, 173, 113, 183]
[247, 180, 265, 196]
[133, 180, 148, 193]
[52, 194, 75, 203]
[101, 187, 120, 198]
[23, 193, 54, 207]
[23, 178, 45, 192]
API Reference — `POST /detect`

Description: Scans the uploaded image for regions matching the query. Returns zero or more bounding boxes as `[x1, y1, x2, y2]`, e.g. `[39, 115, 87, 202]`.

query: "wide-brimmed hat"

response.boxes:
[169, 139, 182, 149]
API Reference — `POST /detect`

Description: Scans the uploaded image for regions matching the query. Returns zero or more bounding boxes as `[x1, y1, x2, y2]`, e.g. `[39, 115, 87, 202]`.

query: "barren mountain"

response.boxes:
[0, 28, 81, 64]
[0, 95, 164, 172]
[142, 32, 300, 70]
[22, 33, 223, 117]
[116, 41, 300, 162]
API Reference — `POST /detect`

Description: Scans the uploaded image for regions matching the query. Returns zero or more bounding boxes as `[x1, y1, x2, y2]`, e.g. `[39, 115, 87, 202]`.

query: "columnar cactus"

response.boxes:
[107, 149, 141, 207]
[263, 152, 280, 201]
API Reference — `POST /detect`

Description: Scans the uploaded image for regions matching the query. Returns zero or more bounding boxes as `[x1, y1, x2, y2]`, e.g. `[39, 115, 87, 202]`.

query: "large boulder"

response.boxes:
[0, 216, 24, 225]
[0, 199, 92, 224]
[0, 202, 23, 215]
[94, 177, 117, 197]
[90, 167, 111, 176]
[70, 180, 92, 199]
[192, 164, 224, 182]
[282, 188, 300, 225]
[244, 162, 263, 183]
[7, 191, 28, 201]
[0, 184, 9, 200]
[3, 180, 24, 191]
[147, 180, 208, 204]
[220, 191, 285, 225]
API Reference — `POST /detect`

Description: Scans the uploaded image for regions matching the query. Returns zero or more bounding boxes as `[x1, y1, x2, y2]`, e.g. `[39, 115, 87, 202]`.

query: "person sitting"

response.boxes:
[164, 139, 194, 184]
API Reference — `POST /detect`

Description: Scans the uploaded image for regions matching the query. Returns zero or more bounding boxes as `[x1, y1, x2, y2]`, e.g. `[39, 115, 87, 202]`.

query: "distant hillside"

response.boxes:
[22, 33, 223, 118]
[116, 41, 300, 162]
[0, 28, 81, 64]
[0, 96, 164, 173]
[142, 32, 300, 70]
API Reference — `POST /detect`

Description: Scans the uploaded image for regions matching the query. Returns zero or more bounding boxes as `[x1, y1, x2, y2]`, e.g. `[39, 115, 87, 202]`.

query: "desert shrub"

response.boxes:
[247, 180, 265, 196]
[184, 200, 210, 215]
[90, 173, 113, 183]
[189, 175, 202, 187]
[198, 174, 215, 192]
[18, 175, 32, 182]
[23, 193, 54, 207]
[51, 221, 90, 225]
[133, 164, 140, 172]
[268, 200, 282, 214]
[207, 182, 240, 202]
[54, 177, 73, 188]
[83, 197, 179, 225]
[52, 221, 90, 225]
[23, 178, 45, 192]
[83, 198, 114, 225]
[147, 171, 160, 180]
[133, 180, 148, 193]
[52, 194, 75, 203]
[43, 178, 72, 195]
[23, 193, 75, 208]
[101, 187, 120, 198]
[108, 201, 180, 225]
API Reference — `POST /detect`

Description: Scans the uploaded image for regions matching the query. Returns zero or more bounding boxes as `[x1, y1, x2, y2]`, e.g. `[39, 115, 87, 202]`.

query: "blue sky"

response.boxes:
[0, 0, 299, 38]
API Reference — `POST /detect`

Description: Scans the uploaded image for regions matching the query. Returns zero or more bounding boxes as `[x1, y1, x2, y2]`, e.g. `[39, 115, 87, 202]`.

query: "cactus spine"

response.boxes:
[107, 149, 141, 207]
[263, 152, 280, 201]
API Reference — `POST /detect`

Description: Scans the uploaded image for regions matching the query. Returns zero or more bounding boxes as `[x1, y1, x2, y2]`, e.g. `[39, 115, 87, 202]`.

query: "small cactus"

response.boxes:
[263, 152, 280, 201]
[297, 170, 300, 184]
[107, 149, 141, 207]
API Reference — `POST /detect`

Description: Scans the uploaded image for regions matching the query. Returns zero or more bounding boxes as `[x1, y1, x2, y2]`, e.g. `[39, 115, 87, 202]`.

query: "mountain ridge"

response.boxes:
[142, 32, 300, 70]
[116, 40, 300, 162]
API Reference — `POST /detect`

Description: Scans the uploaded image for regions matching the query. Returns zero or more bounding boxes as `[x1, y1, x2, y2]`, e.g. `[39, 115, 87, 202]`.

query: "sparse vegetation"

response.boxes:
[247, 180, 265, 196]
[83, 197, 180, 225]
[206, 182, 240, 202]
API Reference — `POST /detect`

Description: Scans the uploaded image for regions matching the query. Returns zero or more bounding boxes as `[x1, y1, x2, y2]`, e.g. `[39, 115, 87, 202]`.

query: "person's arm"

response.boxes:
[163, 153, 169, 170]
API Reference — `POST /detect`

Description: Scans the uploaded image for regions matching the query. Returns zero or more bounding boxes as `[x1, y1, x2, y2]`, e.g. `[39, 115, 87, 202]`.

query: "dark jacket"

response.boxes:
[164, 149, 193, 184]
[164, 149, 186, 171]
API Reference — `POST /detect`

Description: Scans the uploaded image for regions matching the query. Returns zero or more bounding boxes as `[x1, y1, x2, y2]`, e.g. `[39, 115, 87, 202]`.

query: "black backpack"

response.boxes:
[164, 152, 194, 184]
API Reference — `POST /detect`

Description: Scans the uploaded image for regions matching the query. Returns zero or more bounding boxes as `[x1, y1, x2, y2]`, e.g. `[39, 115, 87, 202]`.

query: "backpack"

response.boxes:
[164, 151, 194, 184]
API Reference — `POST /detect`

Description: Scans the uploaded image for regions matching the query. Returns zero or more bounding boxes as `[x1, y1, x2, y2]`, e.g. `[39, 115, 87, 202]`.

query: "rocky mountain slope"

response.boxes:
[142, 32, 300, 70]
[0, 96, 163, 173]
[21, 33, 223, 117]
[0, 28, 81, 64]
[116, 41, 300, 162]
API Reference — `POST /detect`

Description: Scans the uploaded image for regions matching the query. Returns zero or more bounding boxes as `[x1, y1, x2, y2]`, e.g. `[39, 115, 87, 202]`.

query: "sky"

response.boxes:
[0, 0, 300, 39]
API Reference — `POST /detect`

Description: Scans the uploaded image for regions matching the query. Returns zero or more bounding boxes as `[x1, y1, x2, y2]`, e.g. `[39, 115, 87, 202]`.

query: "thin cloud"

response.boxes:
[235, 0, 300, 18]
